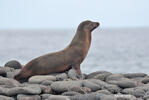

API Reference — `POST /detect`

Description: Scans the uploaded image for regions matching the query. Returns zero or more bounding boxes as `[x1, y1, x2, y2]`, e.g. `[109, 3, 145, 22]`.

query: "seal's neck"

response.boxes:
[69, 29, 91, 47]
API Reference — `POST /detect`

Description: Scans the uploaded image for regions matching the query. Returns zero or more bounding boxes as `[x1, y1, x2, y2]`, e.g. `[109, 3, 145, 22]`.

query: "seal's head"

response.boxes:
[78, 20, 99, 32]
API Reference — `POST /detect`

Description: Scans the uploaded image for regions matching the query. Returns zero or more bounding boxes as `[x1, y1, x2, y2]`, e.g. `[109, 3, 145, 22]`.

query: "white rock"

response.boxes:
[29, 75, 56, 84]
[47, 95, 70, 100]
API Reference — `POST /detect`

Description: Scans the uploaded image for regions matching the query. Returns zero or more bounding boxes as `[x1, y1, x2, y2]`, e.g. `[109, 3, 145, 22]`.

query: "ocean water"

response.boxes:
[0, 28, 149, 74]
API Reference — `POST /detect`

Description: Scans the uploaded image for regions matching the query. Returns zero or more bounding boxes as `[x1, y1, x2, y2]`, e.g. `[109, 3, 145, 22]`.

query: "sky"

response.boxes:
[0, 0, 149, 29]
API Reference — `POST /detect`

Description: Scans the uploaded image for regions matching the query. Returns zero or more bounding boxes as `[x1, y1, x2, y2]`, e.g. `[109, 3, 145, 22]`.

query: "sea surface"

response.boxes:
[0, 28, 149, 74]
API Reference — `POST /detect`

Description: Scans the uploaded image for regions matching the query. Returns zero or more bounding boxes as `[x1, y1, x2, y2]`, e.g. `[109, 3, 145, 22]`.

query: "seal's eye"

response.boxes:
[87, 23, 94, 31]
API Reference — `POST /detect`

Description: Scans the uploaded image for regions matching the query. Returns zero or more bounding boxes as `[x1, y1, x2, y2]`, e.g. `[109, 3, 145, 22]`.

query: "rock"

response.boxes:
[69, 93, 117, 100]
[29, 75, 56, 84]
[98, 93, 117, 100]
[41, 94, 51, 100]
[41, 80, 53, 86]
[82, 80, 101, 92]
[62, 91, 81, 96]
[69, 87, 91, 94]
[143, 95, 149, 100]
[0, 77, 20, 88]
[115, 94, 137, 100]
[106, 74, 124, 82]
[6, 69, 20, 78]
[0, 95, 14, 100]
[136, 99, 143, 100]
[67, 69, 86, 80]
[116, 79, 136, 88]
[87, 71, 112, 81]
[47, 95, 70, 100]
[69, 93, 99, 100]
[68, 68, 78, 79]
[17, 94, 41, 100]
[40, 85, 52, 94]
[78, 74, 86, 80]
[0, 67, 14, 73]
[143, 90, 149, 99]
[88, 79, 121, 93]
[142, 76, 149, 84]
[107, 78, 137, 88]
[4, 60, 22, 69]
[123, 73, 147, 78]
[51, 80, 82, 93]
[0, 84, 41, 96]
[105, 84, 121, 93]
[0, 67, 16, 78]
[87, 79, 108, 88]
[0, 69, 7, 77]
[56, 73, 68, 81]
[96, 90, 111, 95]
[106, 74, 137, 88]
[142, 83, 149, 91]
[122, 88, 145, 98]
[131, 77, 144, 86]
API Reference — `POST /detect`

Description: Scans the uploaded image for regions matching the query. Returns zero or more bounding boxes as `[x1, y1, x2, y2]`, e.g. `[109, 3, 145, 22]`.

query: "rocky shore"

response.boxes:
[0, 60, 149, 100]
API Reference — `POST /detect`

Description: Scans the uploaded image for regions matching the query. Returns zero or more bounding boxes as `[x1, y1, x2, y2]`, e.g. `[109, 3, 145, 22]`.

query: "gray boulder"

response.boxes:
[82, 80, 101, 92]
[142, 76, 149, 84]
[122, 88, 145, 98]
[0, 84, 41, 96]
[96, 90, 111, 95]
[123, 73, 147, 78]
[87, 71, 112, 81]
[29, 75, 56, 84]
[115, 94, 137, 100]
[0, 77, 20, 88]
[46, 95, 70, 100]
[88, 79, 121, 93]
[6, 69, 20, 78]
[17, 94, 41, 100]
[4, 60, 22, 69]
[106, 74, 137, 88]
[0, 69, 7, 77]
[56, 73, 68, 81]
[0, 67, 14, 74]
[41, 80, 53, 86]
[0, 95, 14, 100]
[62, 91, 81, 96]
[107, 78, 137, 88]
[51, 80, 82, 93]
[106, 74, 124, 82]
[68, 87, 91, 94]
[39, 85, 52, 94]
[68, 68, 78, 80]
[41, 94, 51, 100]
[69, 93, 117, 100]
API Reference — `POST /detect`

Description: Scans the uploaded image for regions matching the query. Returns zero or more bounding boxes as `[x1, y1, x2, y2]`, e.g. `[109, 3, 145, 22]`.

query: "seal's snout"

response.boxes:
[94, 22, 99, 28]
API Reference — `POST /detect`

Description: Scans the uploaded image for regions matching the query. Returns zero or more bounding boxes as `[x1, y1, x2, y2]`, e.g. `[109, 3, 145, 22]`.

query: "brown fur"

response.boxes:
[14, 20, 99, 82]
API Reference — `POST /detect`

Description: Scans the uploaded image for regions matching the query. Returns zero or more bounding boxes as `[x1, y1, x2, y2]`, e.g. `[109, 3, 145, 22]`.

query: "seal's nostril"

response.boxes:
[97, 22, 100, 26]
[94, 22, 99, 27]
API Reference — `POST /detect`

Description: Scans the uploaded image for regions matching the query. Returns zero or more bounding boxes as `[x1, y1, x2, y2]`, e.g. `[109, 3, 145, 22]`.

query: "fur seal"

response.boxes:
[14, 20, 99, 81]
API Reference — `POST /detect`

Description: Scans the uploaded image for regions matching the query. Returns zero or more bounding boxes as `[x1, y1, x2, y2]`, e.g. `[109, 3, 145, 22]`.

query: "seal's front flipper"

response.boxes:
[68, 64, 84, 80]
[72, 63, 81, 75]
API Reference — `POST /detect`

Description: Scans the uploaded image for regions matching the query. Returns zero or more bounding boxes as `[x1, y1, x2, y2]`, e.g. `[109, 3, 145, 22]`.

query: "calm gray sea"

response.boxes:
[0, 28, 149, 74]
